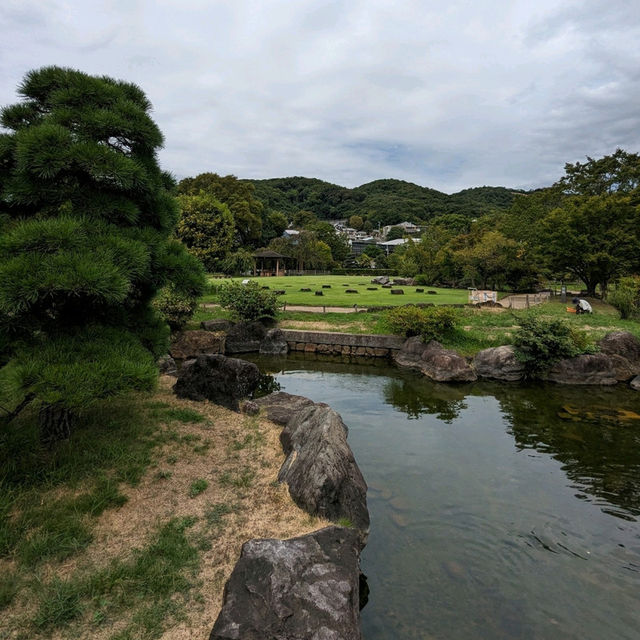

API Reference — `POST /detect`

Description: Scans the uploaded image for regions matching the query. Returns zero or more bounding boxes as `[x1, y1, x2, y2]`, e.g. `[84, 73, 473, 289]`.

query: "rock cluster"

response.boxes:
[393, 337, 476, 382]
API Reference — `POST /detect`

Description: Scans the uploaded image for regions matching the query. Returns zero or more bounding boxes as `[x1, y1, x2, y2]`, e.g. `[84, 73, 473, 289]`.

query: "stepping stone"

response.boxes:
[415, 288, 424, 292]
[300, 288, 311, 292]
[346, 289, 358, 293]
[261, 286, 270, 290]
[391, 289, 404, 295]
[322, 285, 331, 288]
[427, 290, 438, 294]
[315, 291, 323, 296]
[367, 287, 378, 290]
[274, 290, 285, 295]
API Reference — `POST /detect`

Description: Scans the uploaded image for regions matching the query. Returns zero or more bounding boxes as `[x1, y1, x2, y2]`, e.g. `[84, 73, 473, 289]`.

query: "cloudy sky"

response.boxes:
[2, 0, 639, 193]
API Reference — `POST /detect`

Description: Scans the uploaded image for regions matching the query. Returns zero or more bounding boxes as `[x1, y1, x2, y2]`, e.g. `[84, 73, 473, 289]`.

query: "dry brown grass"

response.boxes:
[279, 319, 372, 332]
[2, 376, 327, 640]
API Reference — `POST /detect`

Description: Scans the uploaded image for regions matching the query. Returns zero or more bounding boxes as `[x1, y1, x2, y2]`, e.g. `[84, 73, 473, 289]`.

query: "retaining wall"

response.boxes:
[280, 329, 404, 358]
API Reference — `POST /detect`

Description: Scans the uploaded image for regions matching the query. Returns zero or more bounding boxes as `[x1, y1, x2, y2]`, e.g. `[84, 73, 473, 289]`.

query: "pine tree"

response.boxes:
[0, 66, 205, 444]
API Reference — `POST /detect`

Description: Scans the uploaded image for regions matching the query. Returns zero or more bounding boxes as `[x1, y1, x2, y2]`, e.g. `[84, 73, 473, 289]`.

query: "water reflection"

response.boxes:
[247, 353, 640, 640]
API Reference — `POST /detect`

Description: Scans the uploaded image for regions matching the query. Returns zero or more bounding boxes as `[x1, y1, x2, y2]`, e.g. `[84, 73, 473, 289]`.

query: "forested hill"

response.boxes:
[247, 177, 523, 225]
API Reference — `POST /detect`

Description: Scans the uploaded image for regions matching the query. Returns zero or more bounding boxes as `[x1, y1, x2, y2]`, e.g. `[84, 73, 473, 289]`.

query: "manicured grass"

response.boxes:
[203, 275, 469, 308]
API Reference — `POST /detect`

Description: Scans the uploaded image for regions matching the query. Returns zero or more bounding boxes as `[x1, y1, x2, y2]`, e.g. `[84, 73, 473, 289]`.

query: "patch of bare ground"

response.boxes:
[3, 376, 326, 640]
[279, 319, 371, 332]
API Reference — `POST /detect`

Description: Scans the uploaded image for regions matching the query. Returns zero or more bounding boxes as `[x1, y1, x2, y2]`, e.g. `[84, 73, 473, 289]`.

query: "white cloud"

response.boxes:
[1, 0, 640, 192]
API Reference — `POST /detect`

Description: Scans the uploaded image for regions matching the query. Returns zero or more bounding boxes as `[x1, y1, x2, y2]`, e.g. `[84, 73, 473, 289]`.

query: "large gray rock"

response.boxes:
[201, 318, 234, 332]
[391, 277, 415, 286]
[224, 321, 267, 353]
[210, 526, 363, 640]
[542, 353, 618, 385]
[254, 391, 315, 425]
[173, 354, 260, 410]
[157, 354, 177, 377]
[473, 345, 524, 381]
[598, 331, 640, 379]
[394, 337, 477, 383]
[279, 403, 369, 531]
[631, 375, 640, 391]
[260, 328, 289, 355]
[371, 275, 389, 285]
[169, 330, 225, 360]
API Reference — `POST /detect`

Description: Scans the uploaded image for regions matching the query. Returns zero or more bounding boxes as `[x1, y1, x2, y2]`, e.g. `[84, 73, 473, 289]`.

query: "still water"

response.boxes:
[248, 354, 640, 640]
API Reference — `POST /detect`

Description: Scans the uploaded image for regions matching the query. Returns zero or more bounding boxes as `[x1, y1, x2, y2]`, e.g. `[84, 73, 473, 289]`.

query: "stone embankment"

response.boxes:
[170, 353, 370, 639]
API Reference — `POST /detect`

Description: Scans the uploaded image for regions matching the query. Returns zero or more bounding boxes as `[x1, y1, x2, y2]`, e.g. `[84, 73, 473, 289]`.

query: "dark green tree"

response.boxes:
[175, 192, 235, 272]
[0, 66, 205, 444]
[178, 173, 263, 247]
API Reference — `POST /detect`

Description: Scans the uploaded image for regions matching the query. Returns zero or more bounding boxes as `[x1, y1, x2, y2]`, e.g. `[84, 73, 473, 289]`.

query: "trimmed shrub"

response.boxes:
[217, 281, 281, 322]
[386, 305, 458, 341]
[152, 284, 198, 332]
[513, 317, 595, 375]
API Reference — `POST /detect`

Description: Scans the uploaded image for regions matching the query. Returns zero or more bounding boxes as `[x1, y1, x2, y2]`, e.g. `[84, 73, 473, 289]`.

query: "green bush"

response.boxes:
[386, 305, 458, 341]
[152, 284, 198, 332]
[513, 317, 595, 375]
[217, 281, 281, 322]
[607, 276, 640, 319]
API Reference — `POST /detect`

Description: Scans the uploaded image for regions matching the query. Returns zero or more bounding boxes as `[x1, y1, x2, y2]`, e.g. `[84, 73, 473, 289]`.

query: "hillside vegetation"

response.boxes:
[248, 177, 521, 225]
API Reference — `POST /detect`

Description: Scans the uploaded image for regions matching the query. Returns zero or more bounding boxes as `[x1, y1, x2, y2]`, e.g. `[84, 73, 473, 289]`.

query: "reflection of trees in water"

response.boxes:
[491, 384, 640, 518]
[383, 378, 468, 422]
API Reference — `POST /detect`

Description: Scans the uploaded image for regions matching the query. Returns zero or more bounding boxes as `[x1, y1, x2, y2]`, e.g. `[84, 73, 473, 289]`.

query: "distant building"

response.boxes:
[283, 229, 300, 239]
[378, 237, 421, 255]
[350, 237, 378, 256]
[382, 221, 422, 238]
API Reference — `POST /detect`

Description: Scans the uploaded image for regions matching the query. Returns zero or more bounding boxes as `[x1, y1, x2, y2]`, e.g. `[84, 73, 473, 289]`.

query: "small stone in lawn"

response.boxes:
[322, 284, 331, 288]
[427, 290, 438, 294]
[300, 288, 311, 292]
[416, 288, 424, 292]
[315, 291, 323, 296]
[367, 287, 378, 290]
[346, 289, 358, 293]
[391, 289, 404, 295]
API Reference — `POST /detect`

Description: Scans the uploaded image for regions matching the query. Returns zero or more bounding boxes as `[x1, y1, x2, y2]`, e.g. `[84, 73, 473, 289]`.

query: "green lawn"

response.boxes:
[203, 275, 469, 308]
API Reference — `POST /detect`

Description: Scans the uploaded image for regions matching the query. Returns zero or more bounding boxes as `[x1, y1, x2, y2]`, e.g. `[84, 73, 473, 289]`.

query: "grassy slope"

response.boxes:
[0, 379, 323, 640]
[203, 275, 469, 307]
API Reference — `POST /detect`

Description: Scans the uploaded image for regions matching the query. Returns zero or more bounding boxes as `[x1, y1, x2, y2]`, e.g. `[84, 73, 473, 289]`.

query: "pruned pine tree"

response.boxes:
[0, 66, 205, 445]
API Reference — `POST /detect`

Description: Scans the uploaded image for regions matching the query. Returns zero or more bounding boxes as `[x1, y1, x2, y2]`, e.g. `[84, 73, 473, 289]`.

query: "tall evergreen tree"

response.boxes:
[0, 66, 205, 444]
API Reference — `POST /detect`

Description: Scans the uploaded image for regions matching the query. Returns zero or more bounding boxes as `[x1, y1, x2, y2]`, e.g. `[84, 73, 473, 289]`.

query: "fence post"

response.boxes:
[323, 305, 326, 314]
[526, 294, 530, 309]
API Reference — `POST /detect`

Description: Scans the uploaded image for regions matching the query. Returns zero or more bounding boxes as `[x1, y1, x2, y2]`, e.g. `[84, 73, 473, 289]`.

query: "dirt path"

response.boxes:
[201, 303, 366, 314]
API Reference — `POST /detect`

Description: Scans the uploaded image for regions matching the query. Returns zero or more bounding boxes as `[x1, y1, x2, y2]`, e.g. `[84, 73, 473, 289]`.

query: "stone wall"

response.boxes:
[281, 329, 404, 358]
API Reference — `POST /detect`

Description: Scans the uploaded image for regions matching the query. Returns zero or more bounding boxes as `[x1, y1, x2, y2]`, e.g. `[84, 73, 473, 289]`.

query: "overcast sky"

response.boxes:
[2, 0, 639, 193]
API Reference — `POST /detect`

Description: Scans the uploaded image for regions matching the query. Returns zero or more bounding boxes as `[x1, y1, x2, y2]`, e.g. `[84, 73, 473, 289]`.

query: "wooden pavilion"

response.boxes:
[252, 250, 289, 276]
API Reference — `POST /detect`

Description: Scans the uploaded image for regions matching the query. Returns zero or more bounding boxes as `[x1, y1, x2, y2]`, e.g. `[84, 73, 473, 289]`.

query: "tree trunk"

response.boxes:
[39, 404, 73, 448]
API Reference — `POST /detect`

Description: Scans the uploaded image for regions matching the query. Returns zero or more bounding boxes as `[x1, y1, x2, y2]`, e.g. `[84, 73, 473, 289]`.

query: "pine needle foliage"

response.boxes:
[0, 67, 205, 434]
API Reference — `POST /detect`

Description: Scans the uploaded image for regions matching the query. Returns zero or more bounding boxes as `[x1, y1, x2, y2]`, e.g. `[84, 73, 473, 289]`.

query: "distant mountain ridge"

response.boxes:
[246, 177, 524, 226]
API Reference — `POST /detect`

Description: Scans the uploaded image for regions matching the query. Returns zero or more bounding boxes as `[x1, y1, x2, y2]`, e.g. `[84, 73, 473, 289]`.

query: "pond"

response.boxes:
[247, 353, 640, 640]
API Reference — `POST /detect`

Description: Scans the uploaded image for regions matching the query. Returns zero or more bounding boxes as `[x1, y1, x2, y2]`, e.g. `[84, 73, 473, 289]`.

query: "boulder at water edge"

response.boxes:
[169, 330, 225, 360]
[224, 321, 267, 353]
[279, 402, 370, 531]
[598, 331, 640, 379]
[210, 526, 363, 640]
[473, 345, 524, 381]
[542, 353, 618, 385]
[394, 337, 477, 383]
[173, 354, 260, 410]
[260, 328, 289, 355]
